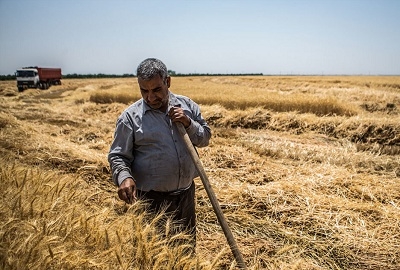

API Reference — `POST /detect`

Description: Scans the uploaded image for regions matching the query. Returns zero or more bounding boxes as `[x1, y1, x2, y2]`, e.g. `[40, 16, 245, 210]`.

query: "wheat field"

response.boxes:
[1, 76, 399, 269]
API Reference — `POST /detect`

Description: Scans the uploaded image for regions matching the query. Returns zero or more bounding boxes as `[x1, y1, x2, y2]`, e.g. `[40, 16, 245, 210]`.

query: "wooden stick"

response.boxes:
[176, 122, 247, 269]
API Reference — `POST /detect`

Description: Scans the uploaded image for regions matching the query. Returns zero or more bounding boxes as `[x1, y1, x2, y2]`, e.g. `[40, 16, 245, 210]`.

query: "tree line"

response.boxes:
[0, 73, 135, 81]
[167, 71, 263, 77]
[0, 72, 263, 81]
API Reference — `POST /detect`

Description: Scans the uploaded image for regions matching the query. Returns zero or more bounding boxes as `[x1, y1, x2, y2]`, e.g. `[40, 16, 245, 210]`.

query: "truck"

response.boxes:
[15, 66, 62, 92]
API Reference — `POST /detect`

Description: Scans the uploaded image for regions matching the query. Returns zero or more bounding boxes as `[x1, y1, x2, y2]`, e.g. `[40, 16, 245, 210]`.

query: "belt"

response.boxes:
[138, 183, 192, 198]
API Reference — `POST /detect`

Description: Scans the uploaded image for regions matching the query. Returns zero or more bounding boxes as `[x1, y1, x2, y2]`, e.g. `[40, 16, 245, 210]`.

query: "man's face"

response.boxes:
[138, 75, 170, 111]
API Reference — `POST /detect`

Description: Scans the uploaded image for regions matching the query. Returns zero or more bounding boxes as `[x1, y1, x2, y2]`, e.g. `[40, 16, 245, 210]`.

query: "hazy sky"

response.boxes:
[1, 0, 399, 75]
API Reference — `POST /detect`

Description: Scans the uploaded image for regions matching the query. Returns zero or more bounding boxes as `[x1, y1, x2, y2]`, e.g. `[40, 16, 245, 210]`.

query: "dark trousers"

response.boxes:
[137, 182, 196, 245]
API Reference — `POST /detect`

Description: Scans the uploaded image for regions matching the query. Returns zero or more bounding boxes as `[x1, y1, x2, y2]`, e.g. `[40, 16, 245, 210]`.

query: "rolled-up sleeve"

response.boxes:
[185, 115, 211, 147]
[184, 99, 211, 147]
[108, 117, 135, 186]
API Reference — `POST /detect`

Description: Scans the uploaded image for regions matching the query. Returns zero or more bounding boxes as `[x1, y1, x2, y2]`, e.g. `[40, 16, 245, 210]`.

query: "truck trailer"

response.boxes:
[15, 66, 62, 92]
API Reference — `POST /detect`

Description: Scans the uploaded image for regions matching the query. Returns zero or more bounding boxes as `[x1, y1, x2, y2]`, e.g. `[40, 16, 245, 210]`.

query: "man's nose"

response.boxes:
[147, 91, 156, 102]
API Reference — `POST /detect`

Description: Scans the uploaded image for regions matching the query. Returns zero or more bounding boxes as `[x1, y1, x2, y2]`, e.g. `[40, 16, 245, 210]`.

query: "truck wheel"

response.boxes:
[18, 87, 24, 92]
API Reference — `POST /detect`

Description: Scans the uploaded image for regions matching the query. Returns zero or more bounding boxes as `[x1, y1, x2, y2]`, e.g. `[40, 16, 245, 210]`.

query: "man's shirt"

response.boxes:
[108, 91, 211, 192]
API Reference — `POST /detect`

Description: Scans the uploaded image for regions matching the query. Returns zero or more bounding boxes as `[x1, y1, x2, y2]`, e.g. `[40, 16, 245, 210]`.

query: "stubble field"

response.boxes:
[1, 76, 399, 269]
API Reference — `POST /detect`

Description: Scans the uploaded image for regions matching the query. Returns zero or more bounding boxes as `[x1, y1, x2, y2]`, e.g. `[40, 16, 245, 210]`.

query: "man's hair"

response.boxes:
[136, 58, 168, 81]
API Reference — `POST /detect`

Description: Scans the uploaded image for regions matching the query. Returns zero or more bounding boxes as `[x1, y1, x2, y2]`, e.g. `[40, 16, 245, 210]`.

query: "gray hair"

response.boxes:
[136, 58, 168, 81]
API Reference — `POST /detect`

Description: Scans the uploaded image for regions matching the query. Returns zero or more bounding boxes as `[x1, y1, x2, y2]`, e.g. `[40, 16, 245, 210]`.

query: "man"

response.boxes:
[108, 58, 211, 241]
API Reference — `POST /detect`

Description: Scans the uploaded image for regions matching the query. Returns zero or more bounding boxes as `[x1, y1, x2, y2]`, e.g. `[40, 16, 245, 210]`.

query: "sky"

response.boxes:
[0, 0, 399, 75]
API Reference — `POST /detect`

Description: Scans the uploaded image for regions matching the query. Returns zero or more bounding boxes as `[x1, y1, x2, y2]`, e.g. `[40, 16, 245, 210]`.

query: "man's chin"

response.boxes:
[149, 103, 161, 109]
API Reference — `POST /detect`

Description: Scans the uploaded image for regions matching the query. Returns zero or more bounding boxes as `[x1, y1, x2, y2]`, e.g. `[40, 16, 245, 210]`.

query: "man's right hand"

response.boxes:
[118, 178, 137, 204]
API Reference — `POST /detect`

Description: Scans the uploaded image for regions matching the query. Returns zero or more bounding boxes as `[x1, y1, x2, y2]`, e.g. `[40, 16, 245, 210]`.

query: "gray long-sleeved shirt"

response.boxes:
[108, 91, 211, 192]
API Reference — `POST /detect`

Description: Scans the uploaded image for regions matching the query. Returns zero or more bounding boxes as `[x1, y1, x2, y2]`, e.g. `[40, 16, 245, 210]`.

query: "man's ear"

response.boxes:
[166, 76, 171, 88]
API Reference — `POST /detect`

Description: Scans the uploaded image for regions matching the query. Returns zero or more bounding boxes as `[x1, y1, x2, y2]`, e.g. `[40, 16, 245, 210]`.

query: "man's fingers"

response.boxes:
[132, 185, 137, 201]
[124, 189, 133, 204]
[117, 178, 137, 204]
[118, 187, 134, 204]
[169, 107, 190, 127]
[117, 189, 127, 202]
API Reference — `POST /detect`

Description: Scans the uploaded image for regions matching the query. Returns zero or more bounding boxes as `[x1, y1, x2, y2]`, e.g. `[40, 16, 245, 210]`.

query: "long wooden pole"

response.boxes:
[176, 122, 247, 269]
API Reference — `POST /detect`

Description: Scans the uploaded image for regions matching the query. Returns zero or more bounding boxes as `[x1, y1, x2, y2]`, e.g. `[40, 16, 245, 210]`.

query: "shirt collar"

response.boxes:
[167, 92, 181, 110]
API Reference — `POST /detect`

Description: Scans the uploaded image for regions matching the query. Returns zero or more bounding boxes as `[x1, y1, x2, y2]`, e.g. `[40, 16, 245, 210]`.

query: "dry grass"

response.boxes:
[0, 163, 205, 269]
[0, 76, 399, 269]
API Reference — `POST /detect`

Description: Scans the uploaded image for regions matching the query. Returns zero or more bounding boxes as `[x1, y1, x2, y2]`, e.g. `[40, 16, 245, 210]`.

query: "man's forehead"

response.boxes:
[138, 75, 166, 90]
